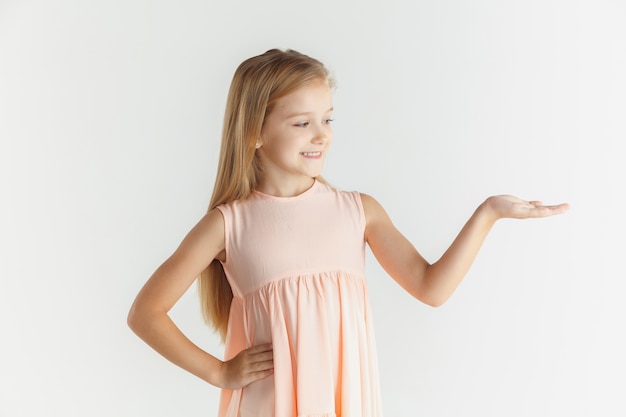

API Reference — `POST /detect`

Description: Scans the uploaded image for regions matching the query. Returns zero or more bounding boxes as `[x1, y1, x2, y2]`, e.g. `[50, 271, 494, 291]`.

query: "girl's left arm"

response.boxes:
[361, 194, 569, 307]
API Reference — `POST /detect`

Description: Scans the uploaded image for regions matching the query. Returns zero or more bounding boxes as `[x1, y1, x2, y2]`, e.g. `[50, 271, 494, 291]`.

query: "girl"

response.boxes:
[127, 48, 569, 417]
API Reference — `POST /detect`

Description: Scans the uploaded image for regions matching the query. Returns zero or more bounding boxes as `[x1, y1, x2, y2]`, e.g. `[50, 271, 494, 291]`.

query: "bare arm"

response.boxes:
[362, 194, 569, 307]
[127, 208, 273, 389]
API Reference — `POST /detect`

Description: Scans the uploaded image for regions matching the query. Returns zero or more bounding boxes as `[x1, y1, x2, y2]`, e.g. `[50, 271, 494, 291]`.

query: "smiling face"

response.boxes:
[256, 79, 334, 196]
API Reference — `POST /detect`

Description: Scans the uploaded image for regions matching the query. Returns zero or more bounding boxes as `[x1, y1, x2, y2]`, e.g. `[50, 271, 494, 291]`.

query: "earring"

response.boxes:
[255, 142, 261, 149]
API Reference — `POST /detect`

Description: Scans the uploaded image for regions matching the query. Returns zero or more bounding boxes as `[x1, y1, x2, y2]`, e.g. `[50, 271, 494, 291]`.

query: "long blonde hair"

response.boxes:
[199, 49, 334, 340]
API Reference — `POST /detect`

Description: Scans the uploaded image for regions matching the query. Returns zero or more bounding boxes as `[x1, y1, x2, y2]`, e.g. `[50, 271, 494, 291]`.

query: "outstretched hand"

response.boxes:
[217, 343, 274, 389]
[484, 195, 570, 220]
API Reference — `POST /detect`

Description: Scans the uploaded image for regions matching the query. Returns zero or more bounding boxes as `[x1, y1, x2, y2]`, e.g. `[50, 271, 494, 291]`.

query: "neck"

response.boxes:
[255, 176, 316, 197]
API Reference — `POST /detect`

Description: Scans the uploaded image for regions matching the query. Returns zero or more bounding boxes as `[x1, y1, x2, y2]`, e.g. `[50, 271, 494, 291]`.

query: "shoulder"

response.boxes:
[318, 182, 367, 213]
[320, 185, 388, 233]
[193, 207, 226, 239]
[316, 180, 384, 217]
[169, 207, 226, 264]
[317, 180, 362, 201]
[359, 192, 378, 208]
[359, 193, 387, 220]
[214, 194, 256, 217]
[358, 193, 396, 241]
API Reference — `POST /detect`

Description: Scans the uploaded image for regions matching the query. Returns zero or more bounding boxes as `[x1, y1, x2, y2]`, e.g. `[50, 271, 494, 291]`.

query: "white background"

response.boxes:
[1, 1, 624, 416]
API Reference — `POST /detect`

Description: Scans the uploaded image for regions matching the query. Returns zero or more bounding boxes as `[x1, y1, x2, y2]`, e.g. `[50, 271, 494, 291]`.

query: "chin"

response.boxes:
[307, 169, 324, 178]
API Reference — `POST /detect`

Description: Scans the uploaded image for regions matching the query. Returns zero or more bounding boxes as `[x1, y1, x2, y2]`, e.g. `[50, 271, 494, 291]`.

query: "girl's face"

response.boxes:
[257, 79, 334, 195]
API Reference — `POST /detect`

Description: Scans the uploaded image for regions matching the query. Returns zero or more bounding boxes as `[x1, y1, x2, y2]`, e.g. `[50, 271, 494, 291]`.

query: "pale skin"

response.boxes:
[127, 79, 570, 391]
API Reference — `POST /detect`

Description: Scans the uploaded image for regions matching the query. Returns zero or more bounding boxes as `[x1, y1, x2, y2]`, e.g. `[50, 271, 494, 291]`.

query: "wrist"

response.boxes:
[476, 197, 500, 225]
[206, 359, 227, 388]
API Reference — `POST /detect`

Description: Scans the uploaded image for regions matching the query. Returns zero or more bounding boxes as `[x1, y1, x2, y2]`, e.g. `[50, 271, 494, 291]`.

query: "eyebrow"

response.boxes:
[285, 107, 334, 119]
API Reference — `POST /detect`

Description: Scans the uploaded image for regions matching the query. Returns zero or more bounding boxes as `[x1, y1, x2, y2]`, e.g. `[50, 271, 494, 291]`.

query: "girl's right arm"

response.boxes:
[127, 208, 273, 389]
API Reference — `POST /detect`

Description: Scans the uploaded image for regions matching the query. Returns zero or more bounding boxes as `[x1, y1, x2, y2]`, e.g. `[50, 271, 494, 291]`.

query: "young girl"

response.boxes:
[127, 48, 569, 417]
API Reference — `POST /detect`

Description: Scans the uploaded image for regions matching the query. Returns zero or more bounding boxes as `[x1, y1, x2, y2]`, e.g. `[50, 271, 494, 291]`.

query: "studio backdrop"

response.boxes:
[0, 1, 624, 416]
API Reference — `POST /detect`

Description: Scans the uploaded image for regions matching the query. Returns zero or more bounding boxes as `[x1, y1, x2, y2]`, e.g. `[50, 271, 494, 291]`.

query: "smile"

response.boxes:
[301, 152, 322, 158]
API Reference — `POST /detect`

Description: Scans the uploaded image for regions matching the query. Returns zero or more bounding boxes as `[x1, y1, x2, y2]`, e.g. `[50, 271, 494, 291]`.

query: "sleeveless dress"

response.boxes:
[216, 180, 383, 417]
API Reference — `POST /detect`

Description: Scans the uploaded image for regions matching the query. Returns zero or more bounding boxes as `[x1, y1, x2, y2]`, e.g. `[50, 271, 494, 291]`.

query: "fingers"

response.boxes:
[245, 350, 273, 370]
[244, 343, 273, 365]
[238, 344, 274, 386]
[527, 202, 570, 218]
[247, 368, 275, 383]
[219, 343, 274, 389]
[244, 343, 273, 355]
[238, 344, 274, 382]
[490, 195, 569, 219]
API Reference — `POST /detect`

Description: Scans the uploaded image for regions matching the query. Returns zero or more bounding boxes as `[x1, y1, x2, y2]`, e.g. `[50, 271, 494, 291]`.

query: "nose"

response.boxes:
[311, 125, 331, 145]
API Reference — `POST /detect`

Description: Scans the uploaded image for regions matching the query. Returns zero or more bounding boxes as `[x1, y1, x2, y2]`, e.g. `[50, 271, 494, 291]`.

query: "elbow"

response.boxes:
[126, 303, 141, 334]
[412, 266, 452, 308]
[413, 288, 450, 308]
[127, 298, 169, 337]
[424, 297, 447, 308]
[420, 295, 447, 308]
[126, 299, 153, 335]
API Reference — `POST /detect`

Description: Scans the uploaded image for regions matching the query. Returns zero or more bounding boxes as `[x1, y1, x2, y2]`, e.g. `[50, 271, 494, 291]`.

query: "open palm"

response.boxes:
[485, 195, 570, 220]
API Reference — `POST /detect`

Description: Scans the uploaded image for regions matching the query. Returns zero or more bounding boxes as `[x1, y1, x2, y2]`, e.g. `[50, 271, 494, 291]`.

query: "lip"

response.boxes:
[300, 151, 323, 159]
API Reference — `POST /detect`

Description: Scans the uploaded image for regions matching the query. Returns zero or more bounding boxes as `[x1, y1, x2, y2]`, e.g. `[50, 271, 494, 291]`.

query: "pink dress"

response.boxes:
[216, 180, 382, 417]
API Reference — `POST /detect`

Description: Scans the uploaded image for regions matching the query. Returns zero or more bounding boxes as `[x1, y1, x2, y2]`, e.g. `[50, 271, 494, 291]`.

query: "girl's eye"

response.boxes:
[293, 119, 334, 127]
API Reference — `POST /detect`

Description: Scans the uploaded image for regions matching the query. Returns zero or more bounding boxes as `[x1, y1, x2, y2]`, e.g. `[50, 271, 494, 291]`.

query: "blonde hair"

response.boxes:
[199, 49, 334, 340]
